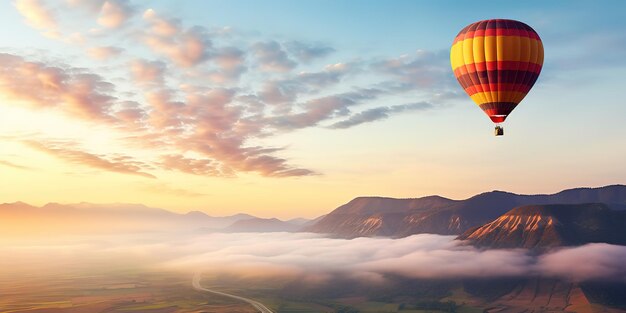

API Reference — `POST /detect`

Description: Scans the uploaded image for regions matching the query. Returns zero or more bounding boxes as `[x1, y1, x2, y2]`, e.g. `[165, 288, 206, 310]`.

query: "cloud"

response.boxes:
[0, 159, 31, 170]
[14, 0, 57, 30]
[97, 0, 134, 28]
[5, 3, 462, 179]
[0, 53, 116, 122]
[130, 59, 166, 85]
[87, 46, 123, 60]
[61, 232, 618, 283]
[207, 47, 247, 83]
[269, 89, 382, 130]
[297, 63, 353, 88]
[6, 232, 626, 285]
[329, 101, 433, 129]
[142, 9, 210, 67]
[372, 49, 453, 91]
[257, 62, 355, 114]
[285, 41, 335, 62]
[252, 41, 297, 73]
[23, 140, 156, 178]
[163, 234, 626, 282]
[536, 243, 626, 282]
[142, 8, 179, 36]
[159, 154, 225, 177]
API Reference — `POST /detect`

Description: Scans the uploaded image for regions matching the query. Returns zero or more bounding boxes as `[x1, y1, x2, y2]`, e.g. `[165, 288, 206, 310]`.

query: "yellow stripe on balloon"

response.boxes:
[470, 91, 529, 106]
[450, 36, 543, 70]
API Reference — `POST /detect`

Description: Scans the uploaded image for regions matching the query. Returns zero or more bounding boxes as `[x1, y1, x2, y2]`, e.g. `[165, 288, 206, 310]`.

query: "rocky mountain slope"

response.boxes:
[457, 203, 626, 249]
[305, 185, 626, 238]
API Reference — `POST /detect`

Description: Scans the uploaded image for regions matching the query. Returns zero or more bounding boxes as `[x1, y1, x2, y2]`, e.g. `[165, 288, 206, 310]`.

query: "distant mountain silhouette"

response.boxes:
[0, 202, 256, 236]
[305, 185, 626, 238]
[457, 203, 626, 249]
[224, 217, 301, 233]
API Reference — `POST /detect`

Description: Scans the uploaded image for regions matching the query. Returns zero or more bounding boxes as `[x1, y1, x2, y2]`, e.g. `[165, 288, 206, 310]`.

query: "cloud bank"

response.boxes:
[7, 233, 623, 284]
[161, 233, 626, 283]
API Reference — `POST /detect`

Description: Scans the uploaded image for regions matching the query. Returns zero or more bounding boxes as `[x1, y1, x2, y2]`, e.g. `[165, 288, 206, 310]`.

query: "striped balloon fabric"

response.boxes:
[450, 19, 544, 123]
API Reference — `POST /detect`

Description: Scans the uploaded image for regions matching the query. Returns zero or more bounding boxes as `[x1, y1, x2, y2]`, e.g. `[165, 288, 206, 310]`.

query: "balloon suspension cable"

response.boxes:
[494, 124, 504, 136]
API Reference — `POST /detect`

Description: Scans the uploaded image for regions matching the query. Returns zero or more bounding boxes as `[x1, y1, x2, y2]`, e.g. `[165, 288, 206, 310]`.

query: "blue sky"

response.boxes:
[0, 0, 625, 217]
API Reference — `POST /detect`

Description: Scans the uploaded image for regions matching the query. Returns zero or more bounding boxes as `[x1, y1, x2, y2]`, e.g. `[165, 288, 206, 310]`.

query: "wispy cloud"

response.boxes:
[285, 40, 335, 62]
[329, 101, 434, 129]
[159, 155, 226, 177]
[252, 41, 297, 73]
[23, 140, 156, 178]
[0, 159, 32, 170]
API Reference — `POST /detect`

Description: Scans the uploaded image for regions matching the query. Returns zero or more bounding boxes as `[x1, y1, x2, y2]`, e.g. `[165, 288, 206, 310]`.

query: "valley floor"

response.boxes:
[3, 269, 626, 313]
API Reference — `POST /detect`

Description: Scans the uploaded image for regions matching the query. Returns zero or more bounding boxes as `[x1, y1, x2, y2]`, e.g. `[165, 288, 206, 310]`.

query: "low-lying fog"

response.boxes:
[2, 232, 625, 283]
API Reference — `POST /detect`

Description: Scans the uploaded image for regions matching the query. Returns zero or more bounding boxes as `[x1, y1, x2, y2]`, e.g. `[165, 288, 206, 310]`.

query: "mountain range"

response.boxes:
[305, 185, 626, 239]
[0, 201, 304, 236]
[3, 185, 626, 249]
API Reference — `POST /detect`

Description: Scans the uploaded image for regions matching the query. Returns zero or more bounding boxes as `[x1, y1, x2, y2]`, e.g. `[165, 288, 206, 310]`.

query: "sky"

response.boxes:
[0, 0, 625, 218]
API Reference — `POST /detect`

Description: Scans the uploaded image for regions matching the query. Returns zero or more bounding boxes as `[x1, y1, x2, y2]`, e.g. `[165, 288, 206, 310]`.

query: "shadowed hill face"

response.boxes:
[306, 185, 626, 239]
[458, 204, 626, 249]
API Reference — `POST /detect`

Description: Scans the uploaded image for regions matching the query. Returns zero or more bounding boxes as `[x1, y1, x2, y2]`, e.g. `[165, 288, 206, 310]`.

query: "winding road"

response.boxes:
[192, 273, 275, 313]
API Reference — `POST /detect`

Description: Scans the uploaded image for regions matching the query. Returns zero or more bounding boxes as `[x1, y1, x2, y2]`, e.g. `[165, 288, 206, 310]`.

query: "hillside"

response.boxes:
[457, 203, 626, 249]
[305, 185, 626, 238]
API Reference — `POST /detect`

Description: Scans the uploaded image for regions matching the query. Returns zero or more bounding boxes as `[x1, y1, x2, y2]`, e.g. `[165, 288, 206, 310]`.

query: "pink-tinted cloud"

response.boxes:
[24, 140, 156, 178]
[204, 47, 247, 83]
[0, 53, 116, 121]
[97, 0, 134, 28]
[159, 155, 225, 177]
[130, 59, 166, 85]
[144, 89, 188, 129]
[87, 46, 123, 60]
[142, 8, 179, 36]
[142, 9, 210, 67]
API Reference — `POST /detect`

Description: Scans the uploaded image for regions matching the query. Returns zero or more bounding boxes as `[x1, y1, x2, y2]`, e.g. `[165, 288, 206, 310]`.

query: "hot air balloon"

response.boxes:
[450, 19, 544, 136]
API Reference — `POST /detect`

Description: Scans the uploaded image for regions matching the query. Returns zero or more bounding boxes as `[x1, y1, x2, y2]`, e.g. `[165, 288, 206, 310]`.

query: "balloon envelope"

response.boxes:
[450, 19, 544, 123]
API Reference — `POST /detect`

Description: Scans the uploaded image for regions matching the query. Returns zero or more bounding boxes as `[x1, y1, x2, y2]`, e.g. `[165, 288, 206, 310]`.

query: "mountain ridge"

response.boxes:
[457, 203, 626, 249]
[305, 184, 626, 238]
